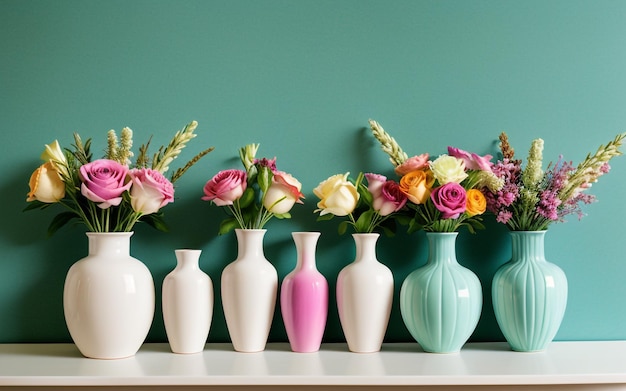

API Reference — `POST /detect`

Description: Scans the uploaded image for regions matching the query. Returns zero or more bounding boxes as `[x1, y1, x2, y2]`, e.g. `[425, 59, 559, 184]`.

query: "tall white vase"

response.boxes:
[63, 232, 155, 359]
[221, 229, 278, 352]
[162, 249, 213, 354]
[336, 233, 394, 353]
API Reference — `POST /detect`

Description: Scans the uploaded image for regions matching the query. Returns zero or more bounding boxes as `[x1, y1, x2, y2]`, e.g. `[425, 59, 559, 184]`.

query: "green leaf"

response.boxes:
[355, 210, 374, 233]
[359, 184, 374, 206]
[316, 213, 334, 221]
[238, 188, 255, 209]
[23, 201, 52, 212]
[394, 214, 412, 226]
[47, 211, 80, 237]
[218, 218, 240, 235]
[337, 220, 350, 235]
[141, 214, 169, 232]
[257, 166, 272, 193]
[273, 212, 291, 220]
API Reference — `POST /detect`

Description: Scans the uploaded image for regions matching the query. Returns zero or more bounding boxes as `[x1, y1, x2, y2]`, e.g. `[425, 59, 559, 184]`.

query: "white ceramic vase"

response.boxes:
[336, 233, 394, 353]
[221, 229, 278, 352]
[63, 232, 155, 359]
[162, 249, 213, 354]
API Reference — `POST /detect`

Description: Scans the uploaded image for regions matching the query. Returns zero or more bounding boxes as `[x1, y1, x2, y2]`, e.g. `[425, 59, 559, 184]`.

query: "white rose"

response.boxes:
[429, 155, 468, 184]
[313, 173, 359, 217]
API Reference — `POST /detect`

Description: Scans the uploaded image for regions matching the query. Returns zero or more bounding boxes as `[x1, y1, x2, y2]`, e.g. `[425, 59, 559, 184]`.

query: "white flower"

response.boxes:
[429, 155, 468, 184]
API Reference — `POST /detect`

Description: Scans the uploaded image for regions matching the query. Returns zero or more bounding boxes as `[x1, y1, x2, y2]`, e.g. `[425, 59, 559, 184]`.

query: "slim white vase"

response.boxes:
[63, 232, 155, 359]
[221, 229, 278, 352]
[162, 249, 213, 354]
[336, 233, 394, 353]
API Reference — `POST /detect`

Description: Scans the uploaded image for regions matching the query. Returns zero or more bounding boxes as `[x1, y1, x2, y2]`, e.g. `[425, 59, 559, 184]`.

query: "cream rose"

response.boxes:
[27, 162, 65, 203]
[313, 173, 359, 217]
[263, 171, 304, 214]
[430, 155, 468, 184]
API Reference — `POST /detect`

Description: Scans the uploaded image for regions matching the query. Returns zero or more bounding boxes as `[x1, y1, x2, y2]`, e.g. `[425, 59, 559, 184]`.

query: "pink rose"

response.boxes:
[430, 182, 467, 219]
[364, 173, 387, 198]
[128, 168, 175, 215]
[263, 171, 304, 214]
[373, 180, 408, 216]
[447, 146, 493, 171]
[79, 159, 131, 209]
[202, 169, 247, 206]
[395, 153, 430, 176]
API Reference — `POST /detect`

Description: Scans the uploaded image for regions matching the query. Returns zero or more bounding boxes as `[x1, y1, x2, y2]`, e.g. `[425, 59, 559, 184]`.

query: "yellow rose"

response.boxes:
[399, 169, 435, 204]
[465, 188, 487, 216]
[40, 140, 69, 178]
[27, 162, 65, 203]
[430, 155, 468, 184]
[313, 173, 359, 216]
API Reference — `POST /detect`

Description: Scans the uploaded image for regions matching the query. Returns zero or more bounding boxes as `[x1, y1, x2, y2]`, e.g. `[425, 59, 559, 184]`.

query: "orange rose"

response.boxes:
[465, 188, 487, 216]
[399, 170, 435, 204]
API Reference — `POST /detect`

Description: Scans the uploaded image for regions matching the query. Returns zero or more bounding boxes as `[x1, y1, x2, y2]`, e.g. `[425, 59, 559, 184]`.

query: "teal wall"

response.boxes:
[2, 0, 625, 344]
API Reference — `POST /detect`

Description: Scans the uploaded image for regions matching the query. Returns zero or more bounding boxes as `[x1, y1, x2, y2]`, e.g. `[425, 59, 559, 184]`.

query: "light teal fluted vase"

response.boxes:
[400, 232, 482, 353]
[492, 231, 568, 352]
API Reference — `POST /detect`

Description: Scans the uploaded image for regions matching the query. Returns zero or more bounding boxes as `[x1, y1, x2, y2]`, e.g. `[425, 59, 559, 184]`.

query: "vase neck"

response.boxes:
[352, 233, 380, 264]
[426, 232, 458, 265]
[510, 231, 547, 263]
[87, 232, 132, 257]
[235, 229, 267, 260]
[292, 232, 321, 270]
[175, 249, 201, 270]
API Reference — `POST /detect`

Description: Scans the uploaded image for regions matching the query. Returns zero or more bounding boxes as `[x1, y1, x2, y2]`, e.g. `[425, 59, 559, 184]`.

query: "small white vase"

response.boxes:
[63, 232, 155, 359]
[221, 229, 278, 352]
[336, 233, 394, 353]
[162, 249, 213, 354]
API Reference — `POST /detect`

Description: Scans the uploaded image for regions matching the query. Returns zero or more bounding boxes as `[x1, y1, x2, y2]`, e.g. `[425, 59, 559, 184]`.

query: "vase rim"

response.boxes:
[234, 228, 267, 232]
[86, 231, 134, 237]
[425, 231, 458, 236]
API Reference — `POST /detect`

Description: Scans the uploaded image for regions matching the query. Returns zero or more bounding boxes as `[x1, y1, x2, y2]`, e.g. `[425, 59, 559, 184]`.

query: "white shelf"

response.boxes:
[1, 341, 626, 390]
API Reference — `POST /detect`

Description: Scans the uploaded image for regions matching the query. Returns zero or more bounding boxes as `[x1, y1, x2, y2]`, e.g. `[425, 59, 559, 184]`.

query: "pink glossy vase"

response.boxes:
[280, 232, 328, 353]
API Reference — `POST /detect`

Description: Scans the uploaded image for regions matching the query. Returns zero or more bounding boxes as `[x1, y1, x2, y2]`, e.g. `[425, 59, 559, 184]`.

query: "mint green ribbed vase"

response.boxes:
[492, 231, 568, 352]
[400, 232, 482, 353]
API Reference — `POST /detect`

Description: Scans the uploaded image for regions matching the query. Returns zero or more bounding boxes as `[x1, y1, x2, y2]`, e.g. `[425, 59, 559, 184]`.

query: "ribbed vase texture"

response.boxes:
[492, 231, 568, 352]
[280, 232, 328, 353]
[400, 232, 482, 353]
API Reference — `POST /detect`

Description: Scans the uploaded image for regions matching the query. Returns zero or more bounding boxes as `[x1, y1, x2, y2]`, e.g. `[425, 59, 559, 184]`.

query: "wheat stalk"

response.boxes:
[368, 119, 408, 167]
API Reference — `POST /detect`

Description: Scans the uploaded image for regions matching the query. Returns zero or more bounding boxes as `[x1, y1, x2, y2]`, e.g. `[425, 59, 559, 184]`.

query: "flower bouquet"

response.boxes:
[202, 143, 304, 352]
[25, 120, 213, 359]
[202, 143, 304, 234]
[489, 131, 624, 352]
[26, 121, 213, 234]
[368, 119, 503, 234]
[368, 118, 497, 353]
[313, 171, 406, 353]
[488, 132, 625, 231]
[313, 171, 407, 235]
